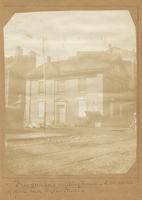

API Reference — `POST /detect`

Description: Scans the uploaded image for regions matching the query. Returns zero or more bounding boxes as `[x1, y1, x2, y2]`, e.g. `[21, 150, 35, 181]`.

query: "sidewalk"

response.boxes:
[5, 127, 131, 141]
[5, 131, 67, 141]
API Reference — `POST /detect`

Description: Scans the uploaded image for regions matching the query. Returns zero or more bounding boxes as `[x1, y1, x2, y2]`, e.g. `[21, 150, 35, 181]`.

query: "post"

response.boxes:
[42, 34, 47, 130]
[29, 80, 32, 123]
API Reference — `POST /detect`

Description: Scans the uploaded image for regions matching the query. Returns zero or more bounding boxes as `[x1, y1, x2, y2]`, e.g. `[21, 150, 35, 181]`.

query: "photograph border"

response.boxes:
[0, 1, 142, 199]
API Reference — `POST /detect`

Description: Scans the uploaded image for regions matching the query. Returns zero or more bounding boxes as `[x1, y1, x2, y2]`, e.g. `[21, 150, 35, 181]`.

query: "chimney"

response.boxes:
[15, 46, 23, 59]
[47, 56, 51, 64]
[108, 43, 112, 53]
[29, 51, 36, 67]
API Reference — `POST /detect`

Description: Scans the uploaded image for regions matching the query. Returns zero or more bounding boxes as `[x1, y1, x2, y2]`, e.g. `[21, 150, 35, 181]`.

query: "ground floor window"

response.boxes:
[78, 99, 87, 118]
[38, 101, 44, 118]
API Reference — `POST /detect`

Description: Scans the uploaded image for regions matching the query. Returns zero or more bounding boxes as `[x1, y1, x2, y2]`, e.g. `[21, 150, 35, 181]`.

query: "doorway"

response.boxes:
[55, 103, 66, 125]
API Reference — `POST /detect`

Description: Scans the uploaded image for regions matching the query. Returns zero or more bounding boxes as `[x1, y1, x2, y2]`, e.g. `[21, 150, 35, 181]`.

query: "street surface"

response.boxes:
[5, 128, 136, 175]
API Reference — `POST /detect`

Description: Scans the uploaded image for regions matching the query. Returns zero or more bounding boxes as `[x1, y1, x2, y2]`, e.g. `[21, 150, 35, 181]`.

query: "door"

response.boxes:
[56, 104, 66, 124]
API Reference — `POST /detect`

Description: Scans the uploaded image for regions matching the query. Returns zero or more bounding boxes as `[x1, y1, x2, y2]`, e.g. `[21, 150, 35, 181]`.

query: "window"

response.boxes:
[56, 80, 65, 93]
[38, 81, 44, 95]
[78, 99, 87, 117]
[38, 101, 44, 118]
[78, 78, 86, 92]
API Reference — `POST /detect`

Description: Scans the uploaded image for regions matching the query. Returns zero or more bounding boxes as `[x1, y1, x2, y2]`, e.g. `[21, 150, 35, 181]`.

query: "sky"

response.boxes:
[4, 10, 136, 64]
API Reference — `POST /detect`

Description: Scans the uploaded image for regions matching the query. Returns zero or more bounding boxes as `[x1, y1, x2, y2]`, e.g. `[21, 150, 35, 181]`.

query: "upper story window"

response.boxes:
[56, 80, 65, 93]
[114, 64, 122, 75]
[78, 78, 86, 92]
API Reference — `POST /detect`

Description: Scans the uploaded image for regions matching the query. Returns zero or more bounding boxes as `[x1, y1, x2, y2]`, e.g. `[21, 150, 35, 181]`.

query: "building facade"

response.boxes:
[25, 74, 103, 127]
[25, 48, 136, 128]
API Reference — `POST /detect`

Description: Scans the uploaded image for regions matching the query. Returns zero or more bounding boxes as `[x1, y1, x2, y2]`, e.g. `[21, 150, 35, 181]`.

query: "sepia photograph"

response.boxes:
[4, 10, 137, 175]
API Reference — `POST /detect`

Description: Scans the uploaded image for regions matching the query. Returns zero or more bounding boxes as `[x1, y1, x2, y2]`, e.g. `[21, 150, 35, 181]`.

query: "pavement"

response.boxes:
[5, 127, 136, 175]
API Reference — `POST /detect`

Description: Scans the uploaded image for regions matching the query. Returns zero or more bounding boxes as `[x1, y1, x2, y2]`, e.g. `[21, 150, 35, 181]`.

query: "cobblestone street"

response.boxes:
[5, 128, 136, 175]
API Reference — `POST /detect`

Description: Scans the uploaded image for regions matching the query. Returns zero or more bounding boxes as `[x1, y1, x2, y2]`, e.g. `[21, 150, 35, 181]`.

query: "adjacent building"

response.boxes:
[5, 46, 36, 129]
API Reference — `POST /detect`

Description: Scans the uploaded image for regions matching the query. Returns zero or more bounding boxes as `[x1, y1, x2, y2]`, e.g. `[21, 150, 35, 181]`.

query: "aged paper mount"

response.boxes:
[0, 0, 142, 200]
